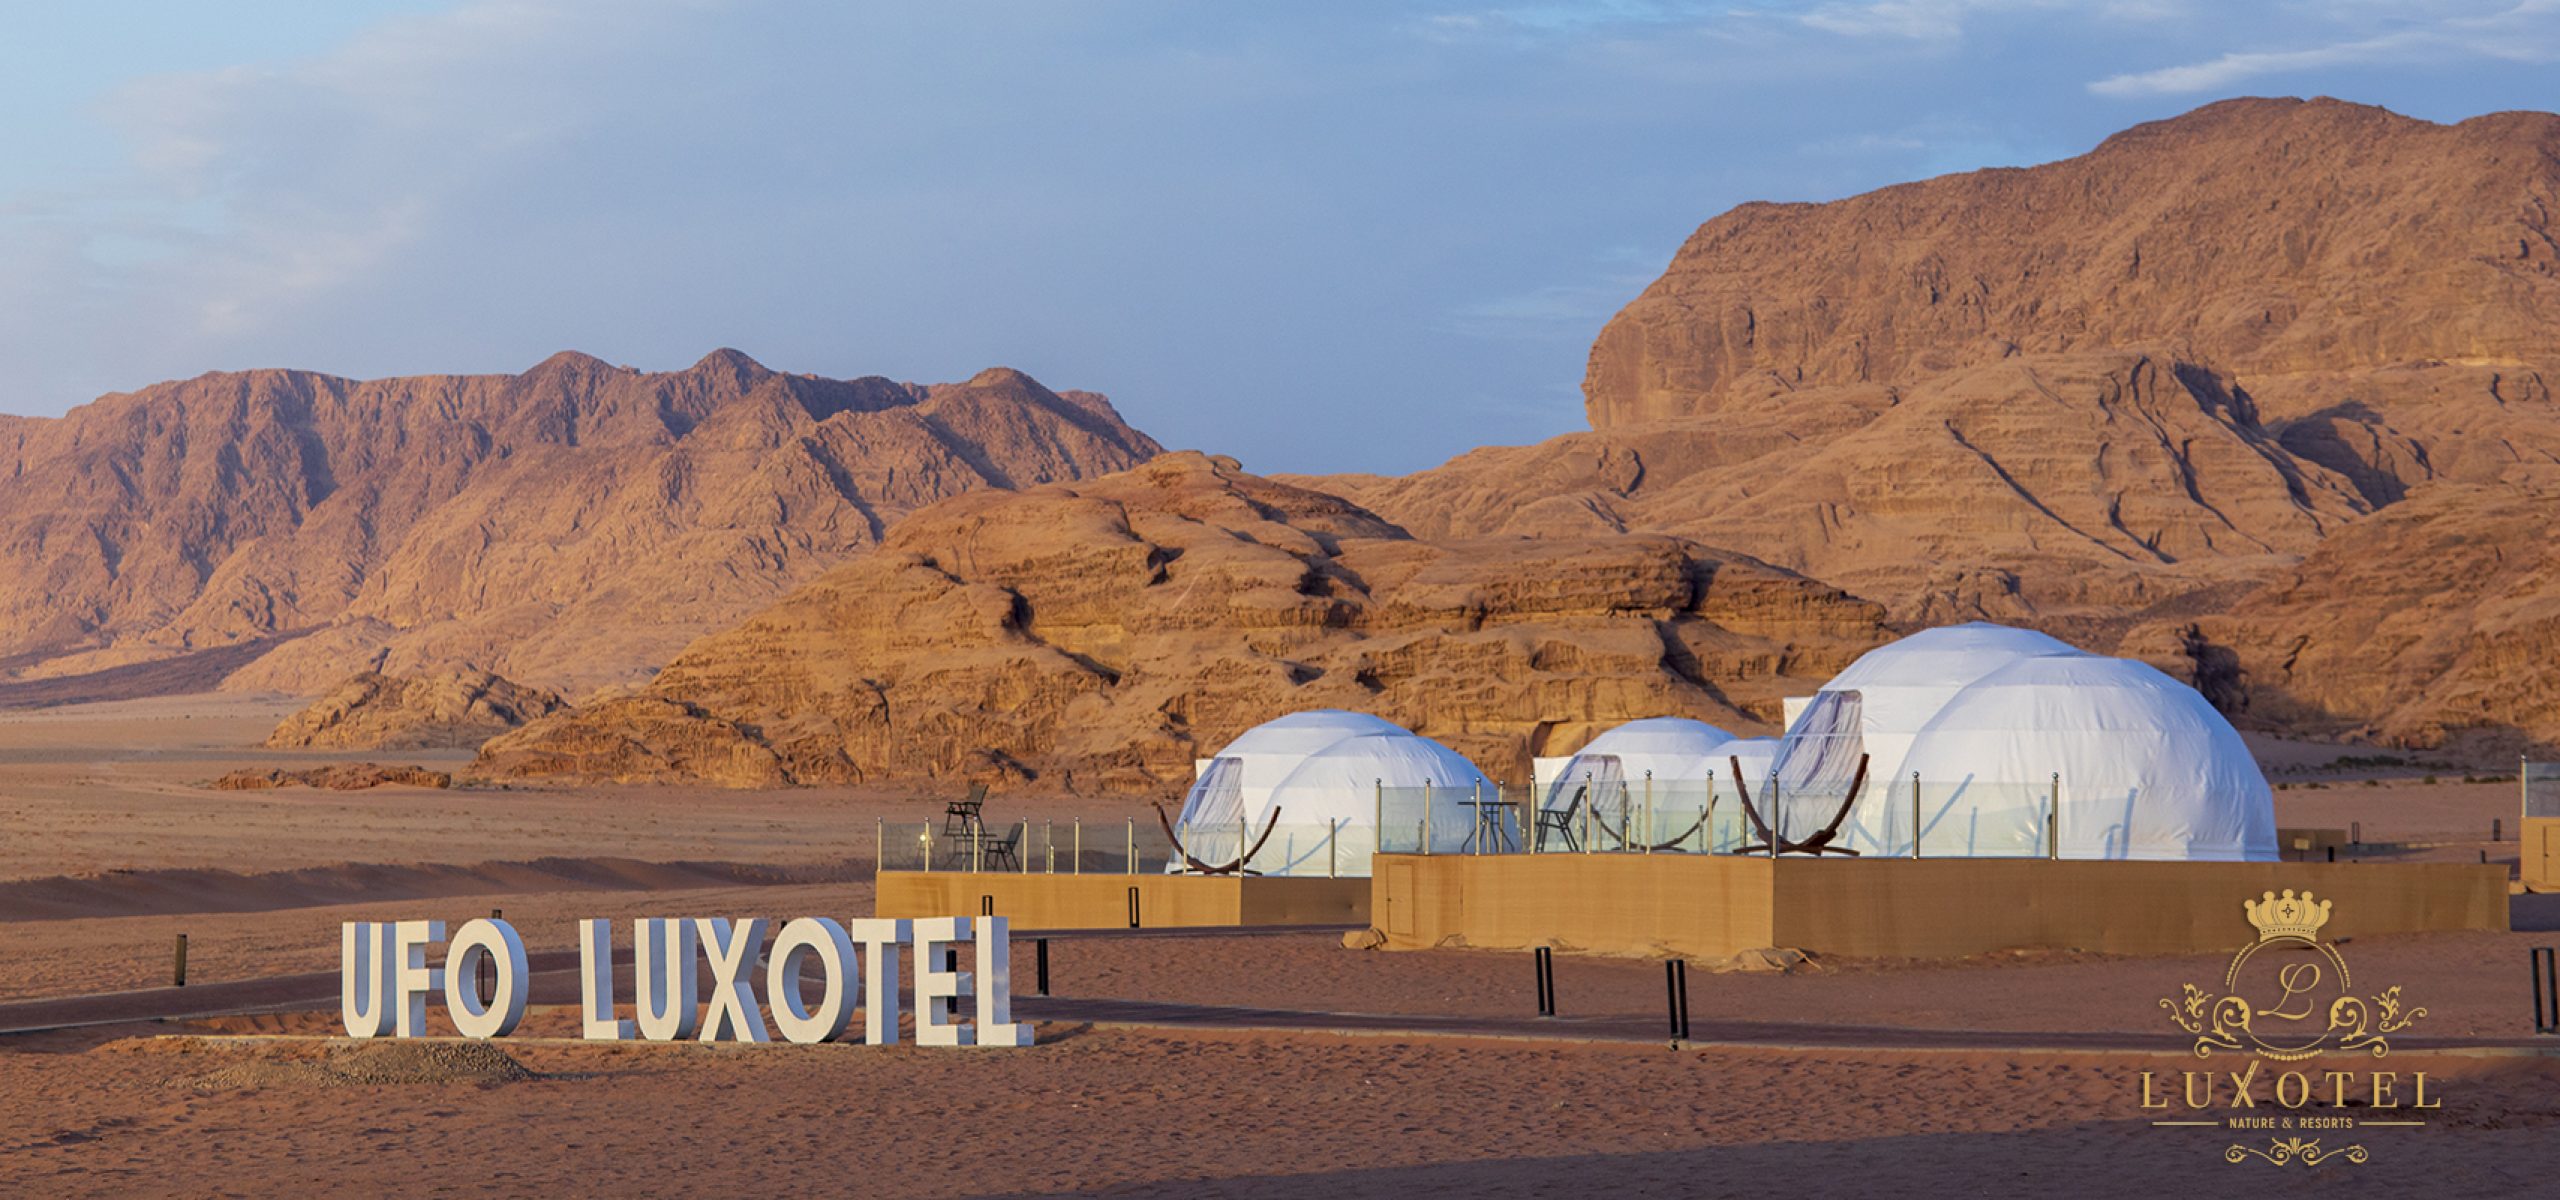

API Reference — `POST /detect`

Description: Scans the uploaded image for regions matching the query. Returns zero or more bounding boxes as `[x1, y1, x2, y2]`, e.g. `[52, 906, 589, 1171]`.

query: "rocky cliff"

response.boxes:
[476, 452, 1889, 789]
[1306, 98, 2560, 758]
[0, 352, 1160, 695]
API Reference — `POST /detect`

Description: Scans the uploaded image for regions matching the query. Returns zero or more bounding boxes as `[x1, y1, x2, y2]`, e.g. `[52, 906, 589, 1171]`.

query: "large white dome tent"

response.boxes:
[1895, 654, 2277, 861]
[1769, 622, 2085, 853]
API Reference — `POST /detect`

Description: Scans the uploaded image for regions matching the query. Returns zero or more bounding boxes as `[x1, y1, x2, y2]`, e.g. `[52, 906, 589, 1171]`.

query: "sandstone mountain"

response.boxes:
[0, 352, 1159, 696]
[1303, 98, 2560, 757]
[475, 452, 1889, 789]
[265, 670, 568, 751]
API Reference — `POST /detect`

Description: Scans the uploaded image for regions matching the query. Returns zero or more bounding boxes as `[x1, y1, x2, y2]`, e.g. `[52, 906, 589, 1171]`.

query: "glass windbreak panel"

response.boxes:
[2527, 762, 2560, 819]
[1912, 779, 2055, 858]
[880, 821, 934, 872]
[1243, 821, 1369, 877]
[1630, 779, 1716, 853]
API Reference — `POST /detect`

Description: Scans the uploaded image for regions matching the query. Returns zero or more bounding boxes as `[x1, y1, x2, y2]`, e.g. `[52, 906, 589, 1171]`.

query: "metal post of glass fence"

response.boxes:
[1705, 772, 1717, 856]
[1472, 780, 1483, 856]
[2049, 773, 2061, 861]
[924, 828, 934, 873]
[1022, 822, 1031, 874]
[1329, 818, 1339, 878]
[1239, 814, 1250, 875]
[1126, 819, 1135, 875]
[1911, 772, 1922, 860]
[1073, 820, 1083, 875]
[1767, 775, 1779, 860]
[973, 825, 984, 874]
[1581, 772, 1593, 855]
[1422, 779, 1434, 857]
[1045, 820, 1054, 873]
[1643, 771, 1653, 855]
[1375, 779, 1385, 856]
[876, 818, 885, 878]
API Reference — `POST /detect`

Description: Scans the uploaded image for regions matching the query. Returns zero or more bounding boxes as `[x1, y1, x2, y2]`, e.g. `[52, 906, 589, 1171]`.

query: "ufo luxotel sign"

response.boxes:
[339, 915, 1033, 1047]
[2148, 890, 2436, 1167]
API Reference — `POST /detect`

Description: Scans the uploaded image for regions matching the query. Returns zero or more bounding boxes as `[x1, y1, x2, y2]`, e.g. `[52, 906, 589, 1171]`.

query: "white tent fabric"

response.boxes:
[1893, 654, 2276, 861]
[1545, 716, 1736, 809]
[1259, 732, 1494, 875]
[1712, 737, 1779, 789]
[1796, 621, 2086, 786]
[1193, 709, 1409, 825]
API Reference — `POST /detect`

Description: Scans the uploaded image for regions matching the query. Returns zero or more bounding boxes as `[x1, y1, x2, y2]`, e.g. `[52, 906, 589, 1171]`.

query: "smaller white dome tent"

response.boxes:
[1537, 717, 1737, 852]
[1256, 732, 1494, 876]
[1545, 717, 1737, 804]
[1895, 654, 2276, 861]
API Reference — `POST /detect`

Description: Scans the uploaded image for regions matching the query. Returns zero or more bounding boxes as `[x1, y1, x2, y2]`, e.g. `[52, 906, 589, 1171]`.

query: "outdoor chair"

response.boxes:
[942, 784, 988, 838]
[1535, 786, 1584, 852]
[979, 820, 1024, 871]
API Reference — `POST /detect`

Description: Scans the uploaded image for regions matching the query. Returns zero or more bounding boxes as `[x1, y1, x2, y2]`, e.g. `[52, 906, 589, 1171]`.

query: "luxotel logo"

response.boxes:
[2145, 890, 2437, 1167]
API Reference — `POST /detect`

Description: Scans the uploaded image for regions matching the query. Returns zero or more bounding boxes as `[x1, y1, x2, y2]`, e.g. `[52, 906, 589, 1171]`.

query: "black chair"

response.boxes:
[1535, 785, 1585, 852]
[942, 784, 988, 838]
[980, 821, 1024, 871]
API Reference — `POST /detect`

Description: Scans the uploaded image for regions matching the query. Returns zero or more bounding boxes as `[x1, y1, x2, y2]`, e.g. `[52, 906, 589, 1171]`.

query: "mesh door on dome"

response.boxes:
[1769, 690, 1866, 843]
[1172, 757, 1247, 865]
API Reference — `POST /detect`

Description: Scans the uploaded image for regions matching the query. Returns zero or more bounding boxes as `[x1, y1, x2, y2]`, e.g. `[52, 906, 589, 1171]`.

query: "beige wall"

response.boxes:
[2527, 817, 2560, 892]
[876, 872, 1368, 930]
[1375, 854, 2508, 959]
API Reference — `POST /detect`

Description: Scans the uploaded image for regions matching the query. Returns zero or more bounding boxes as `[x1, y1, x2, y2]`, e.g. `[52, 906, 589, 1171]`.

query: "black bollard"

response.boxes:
[1665, 959, 1690, 1040]
[981, 894, 994, 917]
[2534, 947, 2559, 1036]
[1036, 938, 1050, 996]
[1533, 947, 1556, 1017]
[1127, 886, 1141, 930]
[2495, 819, 2504, 843]
[173, 934, 188, 988]
[2327, 846, 2336, 863]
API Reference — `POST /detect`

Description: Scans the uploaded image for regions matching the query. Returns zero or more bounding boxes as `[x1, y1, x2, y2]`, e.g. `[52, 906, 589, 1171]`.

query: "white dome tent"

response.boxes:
[1170, 710, 1489, 877]
[1895, 654, 2277, 861]
[1256, 732, 1494, 876]
[1538, 717, 1737, 852]
[1771, 622, 2085, 853]
[1172, 710, 1409, 848]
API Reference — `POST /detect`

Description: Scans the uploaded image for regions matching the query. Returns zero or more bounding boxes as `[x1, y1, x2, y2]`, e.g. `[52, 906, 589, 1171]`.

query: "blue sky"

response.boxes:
[3, 1, 2556, 473]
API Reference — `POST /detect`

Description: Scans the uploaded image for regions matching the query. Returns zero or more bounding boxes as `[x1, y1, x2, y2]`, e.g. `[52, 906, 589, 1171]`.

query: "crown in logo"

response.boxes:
[2245, 889, 2332, 941]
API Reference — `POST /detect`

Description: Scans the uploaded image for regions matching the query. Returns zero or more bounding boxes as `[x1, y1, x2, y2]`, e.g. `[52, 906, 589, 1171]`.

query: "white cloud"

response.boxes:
[2090, 0, 2560, 96]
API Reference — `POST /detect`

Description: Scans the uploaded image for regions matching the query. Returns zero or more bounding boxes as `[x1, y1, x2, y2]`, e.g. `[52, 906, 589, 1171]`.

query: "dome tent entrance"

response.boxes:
[1891, 654, 2277, 861]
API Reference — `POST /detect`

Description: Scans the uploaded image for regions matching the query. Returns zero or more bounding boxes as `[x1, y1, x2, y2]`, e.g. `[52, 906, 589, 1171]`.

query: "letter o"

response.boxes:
[2276, 1072, 2311, 1109]
[443, 918, 529, 1039]
[766, 917, 859, 1044]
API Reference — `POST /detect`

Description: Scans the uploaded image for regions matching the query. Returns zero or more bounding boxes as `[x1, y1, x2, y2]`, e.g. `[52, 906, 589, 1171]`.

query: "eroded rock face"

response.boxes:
[473, 696, 790, 788]
[1583, 97, 2560, 428]
[0, 354, 1160, 694]
[476, 452, 1891, 789]
[1307, 98, 2560, 757]
[264, 670, 567, 751]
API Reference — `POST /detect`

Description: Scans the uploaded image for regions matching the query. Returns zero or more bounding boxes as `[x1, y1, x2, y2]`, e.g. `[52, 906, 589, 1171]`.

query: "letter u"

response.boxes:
[635, 918, 700, 1040]
[341, 922, 393, 1037]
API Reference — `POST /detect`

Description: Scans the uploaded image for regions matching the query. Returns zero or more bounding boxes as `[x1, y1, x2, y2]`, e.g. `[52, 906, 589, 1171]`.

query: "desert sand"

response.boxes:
[2, 696, 2554, 1195]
